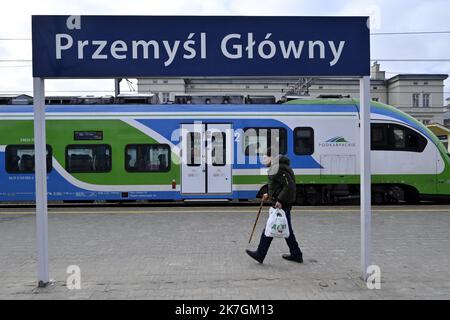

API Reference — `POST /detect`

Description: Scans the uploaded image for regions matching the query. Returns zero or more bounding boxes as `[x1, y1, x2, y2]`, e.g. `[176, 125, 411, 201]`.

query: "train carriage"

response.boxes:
[0, 98, 449, 204]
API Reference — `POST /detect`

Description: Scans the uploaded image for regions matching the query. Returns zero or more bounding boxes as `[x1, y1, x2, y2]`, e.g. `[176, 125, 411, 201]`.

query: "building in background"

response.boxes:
[442, 99, 450, 128]
[1, 64, 447, 126]
[0, 94, 33, 105]
[137, 62, 448, 125]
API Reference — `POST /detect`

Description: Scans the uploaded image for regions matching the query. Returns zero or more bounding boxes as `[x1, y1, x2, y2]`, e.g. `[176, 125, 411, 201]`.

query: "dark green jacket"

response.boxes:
[267, 155, 297, 206]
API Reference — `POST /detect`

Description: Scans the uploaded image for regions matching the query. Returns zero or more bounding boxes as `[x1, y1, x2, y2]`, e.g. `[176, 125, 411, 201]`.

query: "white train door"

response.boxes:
[206, 124, 233, 194]
[181, 123, 232, 195]
[181, 123, 206, 194]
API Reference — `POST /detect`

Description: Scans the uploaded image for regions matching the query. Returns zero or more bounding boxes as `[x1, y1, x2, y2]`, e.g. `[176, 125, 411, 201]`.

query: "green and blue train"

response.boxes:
[1, 98, 449, 204]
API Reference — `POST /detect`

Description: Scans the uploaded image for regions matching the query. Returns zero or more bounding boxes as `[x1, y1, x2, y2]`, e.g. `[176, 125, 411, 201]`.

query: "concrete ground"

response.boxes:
[0, 204, 449, 300]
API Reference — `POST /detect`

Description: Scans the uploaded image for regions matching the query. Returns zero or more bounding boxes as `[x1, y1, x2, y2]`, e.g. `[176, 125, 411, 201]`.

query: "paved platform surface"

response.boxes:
[0, 205, 449, 300]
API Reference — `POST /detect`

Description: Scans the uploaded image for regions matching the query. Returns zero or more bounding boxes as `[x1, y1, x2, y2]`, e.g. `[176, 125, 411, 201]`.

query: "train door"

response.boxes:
[181, 123, 232, 194]
[181, 123, 206, 194]
[206, 124, 233, 194]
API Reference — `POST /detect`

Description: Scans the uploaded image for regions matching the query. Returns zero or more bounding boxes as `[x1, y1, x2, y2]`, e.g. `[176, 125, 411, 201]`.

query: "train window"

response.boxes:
[371, 124, 387, 150]
[211, 132, 226, 166]
[294, 127, 314, 155]
[371, 123, 427, 152]
[187, 132, 202, 166]
[243, 128, 287, 156]
[393, 128, 406, 149]
[125, 144, 170, 172]
[244, 128, 259, 156]
[66, 145, 111, 173]
[5, 145, 52, 173]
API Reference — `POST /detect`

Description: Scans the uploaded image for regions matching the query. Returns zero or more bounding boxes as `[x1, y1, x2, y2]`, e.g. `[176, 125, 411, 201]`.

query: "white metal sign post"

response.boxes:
[31, 15, 372, 287]
[360, 76, 372, 281]
[33, 77, 49, 287]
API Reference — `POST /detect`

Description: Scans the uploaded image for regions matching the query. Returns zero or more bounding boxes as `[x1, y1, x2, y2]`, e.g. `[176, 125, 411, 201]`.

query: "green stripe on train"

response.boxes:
[0, 119, 180, 185]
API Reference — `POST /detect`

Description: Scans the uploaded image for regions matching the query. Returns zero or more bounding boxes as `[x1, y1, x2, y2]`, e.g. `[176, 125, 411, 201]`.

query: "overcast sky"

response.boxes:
[0, 0, 449, 103]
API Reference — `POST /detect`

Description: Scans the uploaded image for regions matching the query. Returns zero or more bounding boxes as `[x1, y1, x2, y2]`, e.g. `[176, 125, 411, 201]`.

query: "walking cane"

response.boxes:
[248, 199, 264, 244]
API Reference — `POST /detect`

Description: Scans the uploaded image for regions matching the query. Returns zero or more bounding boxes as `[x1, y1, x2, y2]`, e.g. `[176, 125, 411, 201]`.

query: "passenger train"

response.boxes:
[0, 98, 449, 205]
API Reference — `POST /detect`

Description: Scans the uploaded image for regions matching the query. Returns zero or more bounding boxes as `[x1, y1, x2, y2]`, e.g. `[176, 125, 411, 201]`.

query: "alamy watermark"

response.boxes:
[66, 265, 81, 290]
[366, 265, 381, 290]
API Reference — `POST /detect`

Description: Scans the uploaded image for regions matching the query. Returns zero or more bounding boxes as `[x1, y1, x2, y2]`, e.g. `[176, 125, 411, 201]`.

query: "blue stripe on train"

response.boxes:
[137, 118, 324, 169]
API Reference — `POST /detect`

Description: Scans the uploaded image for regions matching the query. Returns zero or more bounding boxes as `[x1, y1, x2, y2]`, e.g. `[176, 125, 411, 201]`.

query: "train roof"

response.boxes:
[0, 98, 381, 113]
[0, 98, 446, 155]
[0, 102, 357, 114]
[0, 97, 424, 129]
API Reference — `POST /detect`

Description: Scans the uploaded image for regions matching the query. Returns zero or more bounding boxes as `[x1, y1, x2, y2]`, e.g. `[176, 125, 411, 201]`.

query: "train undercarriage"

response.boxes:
[257, 183, 422, 206]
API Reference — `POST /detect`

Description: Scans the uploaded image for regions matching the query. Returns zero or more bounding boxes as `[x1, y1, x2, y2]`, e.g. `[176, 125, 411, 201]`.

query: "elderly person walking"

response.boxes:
[246, 148, 303, 264]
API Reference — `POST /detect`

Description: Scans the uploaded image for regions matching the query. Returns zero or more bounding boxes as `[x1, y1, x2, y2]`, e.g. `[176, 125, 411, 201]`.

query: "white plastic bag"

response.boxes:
[264, 207, 290, 238]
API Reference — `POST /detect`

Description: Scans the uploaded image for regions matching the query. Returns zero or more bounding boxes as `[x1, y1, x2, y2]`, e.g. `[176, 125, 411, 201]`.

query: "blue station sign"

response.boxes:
[32, 15, 370, 78]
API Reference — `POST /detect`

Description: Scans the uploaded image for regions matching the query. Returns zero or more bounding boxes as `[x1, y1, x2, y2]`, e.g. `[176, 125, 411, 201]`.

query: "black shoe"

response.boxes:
[282, 254, 303, 263]
[246, 250, 264, 264]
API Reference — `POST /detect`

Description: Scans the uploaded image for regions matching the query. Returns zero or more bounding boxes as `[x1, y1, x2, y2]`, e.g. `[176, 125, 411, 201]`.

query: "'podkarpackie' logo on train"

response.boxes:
[319, 136, 356, 147]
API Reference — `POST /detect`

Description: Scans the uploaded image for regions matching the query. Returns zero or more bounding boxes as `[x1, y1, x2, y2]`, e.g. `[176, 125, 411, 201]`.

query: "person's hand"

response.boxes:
[275, 201, 283, 209]
[262, 193, 269, 201]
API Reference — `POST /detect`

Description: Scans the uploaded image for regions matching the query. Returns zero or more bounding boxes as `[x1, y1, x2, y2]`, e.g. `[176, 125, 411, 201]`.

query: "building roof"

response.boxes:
[387, 74, 448, 84]
[0, 94, 32, 99]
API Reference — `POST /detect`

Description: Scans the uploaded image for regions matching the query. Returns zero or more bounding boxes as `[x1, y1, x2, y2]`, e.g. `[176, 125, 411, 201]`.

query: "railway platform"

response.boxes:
[0, 205, 449, 299]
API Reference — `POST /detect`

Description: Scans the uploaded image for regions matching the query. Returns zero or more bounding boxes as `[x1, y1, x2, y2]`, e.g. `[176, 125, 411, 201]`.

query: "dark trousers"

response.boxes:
[256, 206, 303, 260]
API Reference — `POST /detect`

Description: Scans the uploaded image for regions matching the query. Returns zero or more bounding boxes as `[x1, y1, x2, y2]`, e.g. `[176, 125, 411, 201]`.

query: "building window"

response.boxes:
[162, 92, 170, 103]
[373, 87, 378, 90]
[423, 120, 431, 125]
[152, 80, 158, 84]
[264, 85, 269, 89]
[5, 145, 52, 173]
[412, 93, 420, 108]
[372, 97, 379, 102]
[245, 85, 250, 89]
[423, 93, 430, 108]
[371, 123, 427, 152]
[66, 145, 111, 173]
[125, 144, 170, 172]
[294, 127, 314, 155]
[163, 80, 168, 84]
[243, 128, 287, 156]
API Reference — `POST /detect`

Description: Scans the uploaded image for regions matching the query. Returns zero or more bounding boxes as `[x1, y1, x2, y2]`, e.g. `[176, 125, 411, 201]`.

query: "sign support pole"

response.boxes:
[360, 75, 372, 281]
[31, 14, 372, 288]
[33, 77, 49, 288]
